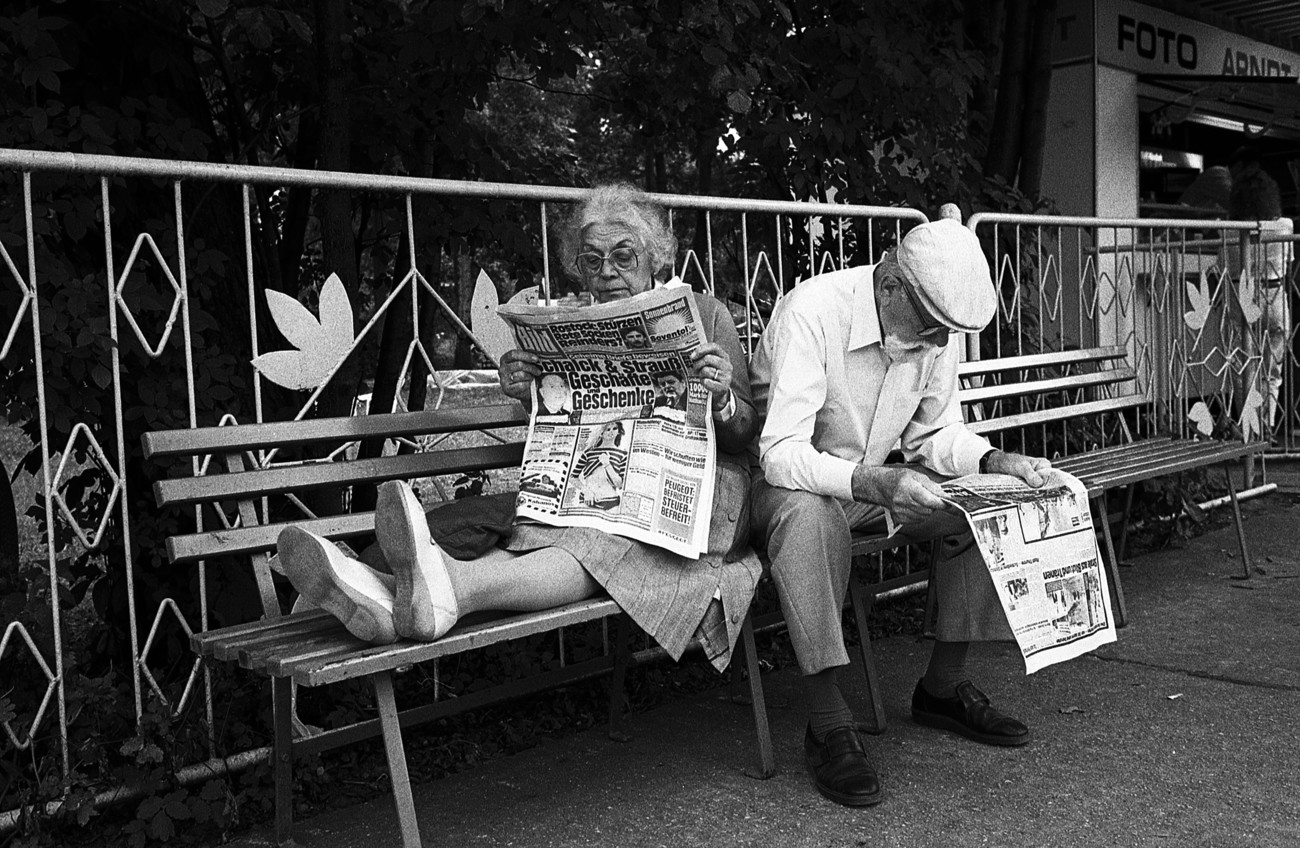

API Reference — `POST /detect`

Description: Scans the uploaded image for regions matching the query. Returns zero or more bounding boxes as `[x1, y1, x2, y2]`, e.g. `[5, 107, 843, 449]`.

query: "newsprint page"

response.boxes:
[939, 469, 1117, 673]
[498, 286, 716, 559]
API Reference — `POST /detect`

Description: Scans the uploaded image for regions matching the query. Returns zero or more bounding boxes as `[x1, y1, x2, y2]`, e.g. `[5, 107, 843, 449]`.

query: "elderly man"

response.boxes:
[750, 218, 1051, 808]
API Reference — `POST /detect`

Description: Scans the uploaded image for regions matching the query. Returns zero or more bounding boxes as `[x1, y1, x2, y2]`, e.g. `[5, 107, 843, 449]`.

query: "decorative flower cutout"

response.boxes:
[470, 269, 537, 363]
[1187, 401, 1214, 437]
[1183, 275, 1211, 332]
[252, 273, 354, 390]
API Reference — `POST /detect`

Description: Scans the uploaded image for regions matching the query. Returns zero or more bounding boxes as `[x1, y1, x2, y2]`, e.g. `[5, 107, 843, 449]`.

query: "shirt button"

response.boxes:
[730, 613, 740, 623]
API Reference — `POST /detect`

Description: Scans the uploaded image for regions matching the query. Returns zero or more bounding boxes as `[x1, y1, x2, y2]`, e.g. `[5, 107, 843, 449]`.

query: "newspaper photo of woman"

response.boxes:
[572, 420, 628, 510]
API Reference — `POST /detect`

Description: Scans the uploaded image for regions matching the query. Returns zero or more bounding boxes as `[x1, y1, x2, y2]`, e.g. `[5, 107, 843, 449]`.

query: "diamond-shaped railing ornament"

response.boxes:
[0, 621, 58, 751]
[677, 249, 712, 292]
[749, 250, 780, 297]
[1078, 253, 1101, 321]
[0, 239, 33, 361]
[995, 252, 1020, 320]
[139, 599, 201, 717]
[115, 232, 183, 358]
[51, 422, 122, 549]
[814, 250, 841, 276]
[1038, 251, 1063, 324]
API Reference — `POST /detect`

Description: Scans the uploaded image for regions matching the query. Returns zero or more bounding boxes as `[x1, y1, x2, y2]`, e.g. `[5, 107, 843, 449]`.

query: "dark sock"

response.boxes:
[806, 667, 855, 742]
[922, 640, 970, 699]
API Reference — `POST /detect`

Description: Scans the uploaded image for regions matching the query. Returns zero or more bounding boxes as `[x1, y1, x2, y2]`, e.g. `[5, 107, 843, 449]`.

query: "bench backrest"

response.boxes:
[143, 345, 1142, 623]
[957, 345, 1142, 457]
[143, 404, 529, 620]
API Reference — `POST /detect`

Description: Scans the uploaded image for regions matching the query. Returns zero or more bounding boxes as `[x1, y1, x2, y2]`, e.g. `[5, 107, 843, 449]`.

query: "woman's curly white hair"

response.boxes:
[557, 183, 678, 282]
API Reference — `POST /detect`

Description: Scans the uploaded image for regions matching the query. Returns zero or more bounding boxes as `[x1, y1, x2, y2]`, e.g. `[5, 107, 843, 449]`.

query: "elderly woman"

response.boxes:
[277, 183, 761, 671]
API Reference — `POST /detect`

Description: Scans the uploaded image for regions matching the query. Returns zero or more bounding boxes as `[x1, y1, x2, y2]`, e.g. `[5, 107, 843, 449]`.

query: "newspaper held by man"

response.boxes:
[498, 286, 716, 558]
[937, 468, 1117, 674]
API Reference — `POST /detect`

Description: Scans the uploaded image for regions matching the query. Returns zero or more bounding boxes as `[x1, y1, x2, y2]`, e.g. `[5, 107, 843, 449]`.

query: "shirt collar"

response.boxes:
[848, 264, 883, 351]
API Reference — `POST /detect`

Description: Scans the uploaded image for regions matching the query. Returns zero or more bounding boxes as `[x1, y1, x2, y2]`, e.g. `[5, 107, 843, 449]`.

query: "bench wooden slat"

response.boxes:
[167, 512, 378, 565]
[291, 598, 624, 686]
[1056, 437, 1250, 475]
[243, 627, 369, 673]
[199, 614, 346, 662]
[1049, 436, 1176, 464]
[263, 638, 387, 677]
[1063, 440, 1265, 492]
[190, 608, 335, 655]
[142, 405, 528, 458]
[1054, 438, 1197, 476]
[153, 443, 524, 507]
[190, 598, 624, 685]
[959, 367, 1136, 404]
[958, 345, 1127, 377]
[966, 394, 1147, 435]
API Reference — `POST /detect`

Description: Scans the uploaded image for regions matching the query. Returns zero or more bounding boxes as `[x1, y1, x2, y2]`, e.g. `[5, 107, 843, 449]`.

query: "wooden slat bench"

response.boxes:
[840, 344, 1268, 732]
[143, 405, 774, 848]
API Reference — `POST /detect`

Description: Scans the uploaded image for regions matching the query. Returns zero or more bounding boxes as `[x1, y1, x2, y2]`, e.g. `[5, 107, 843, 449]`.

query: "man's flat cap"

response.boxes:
[895, 219, 996, 333]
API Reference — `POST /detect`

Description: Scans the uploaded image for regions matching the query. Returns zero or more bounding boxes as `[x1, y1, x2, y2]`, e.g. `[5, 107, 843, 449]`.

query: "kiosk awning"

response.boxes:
[1139, 74, 1300, 136]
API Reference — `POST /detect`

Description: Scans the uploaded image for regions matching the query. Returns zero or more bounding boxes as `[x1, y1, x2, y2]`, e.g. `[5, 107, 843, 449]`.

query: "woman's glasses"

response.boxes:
[575, 247, 639, 276]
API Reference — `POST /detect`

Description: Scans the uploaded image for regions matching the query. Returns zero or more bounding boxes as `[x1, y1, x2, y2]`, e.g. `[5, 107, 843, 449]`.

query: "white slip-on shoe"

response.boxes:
[375, 481, 459, 641]
[276, 527, 398, 644]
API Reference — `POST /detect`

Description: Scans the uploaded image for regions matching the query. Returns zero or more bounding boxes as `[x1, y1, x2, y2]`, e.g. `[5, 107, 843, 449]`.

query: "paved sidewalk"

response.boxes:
[231, 496, 1300, 848]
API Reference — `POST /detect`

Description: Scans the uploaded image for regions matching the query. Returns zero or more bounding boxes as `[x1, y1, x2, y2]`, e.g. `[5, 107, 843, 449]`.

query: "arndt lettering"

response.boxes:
[1221, 48, 1292, 78]
[1117, 14, 1197, 70]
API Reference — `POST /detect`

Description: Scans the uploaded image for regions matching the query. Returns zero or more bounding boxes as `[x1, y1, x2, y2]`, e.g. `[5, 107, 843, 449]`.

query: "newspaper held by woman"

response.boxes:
[498, 285, 716, 558]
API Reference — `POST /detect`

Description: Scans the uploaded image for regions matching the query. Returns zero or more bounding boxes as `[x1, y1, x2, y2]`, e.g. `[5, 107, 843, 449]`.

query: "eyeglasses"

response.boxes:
[575, 247, 639, 276]
[895, 277, 952, 341]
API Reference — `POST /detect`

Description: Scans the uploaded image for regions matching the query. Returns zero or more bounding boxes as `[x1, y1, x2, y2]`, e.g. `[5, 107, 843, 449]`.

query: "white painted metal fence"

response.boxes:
[0, 149, 1280, 825]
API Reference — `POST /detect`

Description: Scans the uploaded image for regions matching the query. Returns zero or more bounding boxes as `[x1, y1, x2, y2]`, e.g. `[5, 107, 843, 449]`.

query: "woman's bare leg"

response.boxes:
[447, 546, 599, 615]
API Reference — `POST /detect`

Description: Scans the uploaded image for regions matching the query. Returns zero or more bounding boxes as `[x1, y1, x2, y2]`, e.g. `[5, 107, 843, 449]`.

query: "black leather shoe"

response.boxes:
[803, 723, 882, 807]
[911, 679, 1030, 747]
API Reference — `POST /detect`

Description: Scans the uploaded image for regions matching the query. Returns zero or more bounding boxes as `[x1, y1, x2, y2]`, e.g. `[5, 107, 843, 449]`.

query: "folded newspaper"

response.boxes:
[497, 286, 716, 558]
[937, 468, 1117, 674]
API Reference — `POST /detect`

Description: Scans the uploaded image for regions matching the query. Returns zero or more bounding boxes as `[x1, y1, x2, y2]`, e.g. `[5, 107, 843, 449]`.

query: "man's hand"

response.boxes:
[852, 465, 949, 525]
[984, 450, 1052, 487]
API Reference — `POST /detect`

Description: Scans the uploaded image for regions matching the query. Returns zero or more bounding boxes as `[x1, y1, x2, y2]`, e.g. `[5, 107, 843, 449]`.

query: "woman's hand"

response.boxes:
[689, 342, 734, 410]
[498, 349, 542, 404]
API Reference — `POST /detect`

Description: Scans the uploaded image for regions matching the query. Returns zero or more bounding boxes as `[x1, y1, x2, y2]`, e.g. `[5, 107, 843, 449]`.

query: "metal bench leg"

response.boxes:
[1117, 484, 1135, 563]
[846, 576, 887, 734]
[607, 614, 634, 743]
[271, 676, 295, 847]
[1092, 493, 1129, 629]
[738, 613, 775, 779]
[728, 639, 747, 704]
[372, 671, 422, 848]
[1223, 462, 1253, 580]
